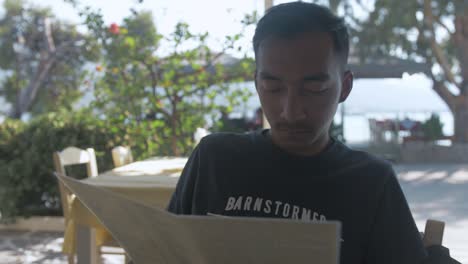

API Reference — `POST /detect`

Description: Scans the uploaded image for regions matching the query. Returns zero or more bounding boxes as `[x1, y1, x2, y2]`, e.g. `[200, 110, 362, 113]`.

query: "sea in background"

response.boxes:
[338, 73, 453, 144]
[235, 73, 453, 144]
[1, 73, 454, 144]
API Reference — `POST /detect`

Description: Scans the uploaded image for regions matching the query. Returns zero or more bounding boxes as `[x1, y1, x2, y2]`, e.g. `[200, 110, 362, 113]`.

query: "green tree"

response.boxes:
[422, 113, 444, 141]
[0, 0, 98, 119]
[76, 5, 254, 155]
[354, 0, 468, 143]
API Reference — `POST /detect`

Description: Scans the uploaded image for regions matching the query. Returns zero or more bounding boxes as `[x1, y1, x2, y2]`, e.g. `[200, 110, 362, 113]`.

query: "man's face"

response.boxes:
[255, 32, 352, 154]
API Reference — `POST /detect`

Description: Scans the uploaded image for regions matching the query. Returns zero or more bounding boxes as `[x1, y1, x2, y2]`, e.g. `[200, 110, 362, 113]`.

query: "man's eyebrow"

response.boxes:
[258, 71, 281, 80]
[303, 73, 330, 81]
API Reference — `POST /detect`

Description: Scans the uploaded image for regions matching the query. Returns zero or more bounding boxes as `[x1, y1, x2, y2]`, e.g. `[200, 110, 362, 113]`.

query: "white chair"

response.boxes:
[111, 146, 133, 168]
[54, 147, 98, 178]
[53, 146, 128, 264]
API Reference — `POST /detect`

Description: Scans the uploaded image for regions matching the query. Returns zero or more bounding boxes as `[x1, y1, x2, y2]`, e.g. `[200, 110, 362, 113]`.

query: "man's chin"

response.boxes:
[271, 129, 318, 146]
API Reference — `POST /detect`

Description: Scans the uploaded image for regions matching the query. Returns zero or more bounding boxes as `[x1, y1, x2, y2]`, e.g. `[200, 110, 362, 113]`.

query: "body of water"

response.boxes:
[2, 73, 457, 144]
[236, 73, 454, 143]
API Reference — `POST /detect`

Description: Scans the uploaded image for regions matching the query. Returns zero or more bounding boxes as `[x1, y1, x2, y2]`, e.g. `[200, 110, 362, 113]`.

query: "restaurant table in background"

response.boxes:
[63, 156, 187, 264]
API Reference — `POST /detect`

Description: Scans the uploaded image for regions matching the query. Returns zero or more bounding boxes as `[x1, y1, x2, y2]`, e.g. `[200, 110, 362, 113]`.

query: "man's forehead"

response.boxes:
[255, 32, 343, 74]
[258, 33, 335, 62]
[257, 32, 334, 53]
[257, 34, 335, 68]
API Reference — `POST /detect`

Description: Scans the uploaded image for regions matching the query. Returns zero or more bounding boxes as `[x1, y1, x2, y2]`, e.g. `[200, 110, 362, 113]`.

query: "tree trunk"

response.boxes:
[454, 10, 468, 142]
[170, 133, 180, 156]
[452, 97, 468, 143]
[170, 109, 180, 156]
[8, 58, 55, 119]
[8, 18, 57, 119]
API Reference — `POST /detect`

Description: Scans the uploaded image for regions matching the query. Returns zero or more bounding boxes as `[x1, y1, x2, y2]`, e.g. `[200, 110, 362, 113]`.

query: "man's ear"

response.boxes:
[254, 70, 258, 90]
[339, 70, 353, 103]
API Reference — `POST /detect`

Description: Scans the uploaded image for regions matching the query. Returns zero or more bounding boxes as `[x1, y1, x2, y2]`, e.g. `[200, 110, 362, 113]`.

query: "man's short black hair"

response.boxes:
[253, 2, 349, 66]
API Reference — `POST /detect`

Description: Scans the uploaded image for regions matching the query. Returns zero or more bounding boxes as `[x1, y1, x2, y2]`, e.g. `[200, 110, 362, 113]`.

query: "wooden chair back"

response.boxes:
[111, 146, 133, 168]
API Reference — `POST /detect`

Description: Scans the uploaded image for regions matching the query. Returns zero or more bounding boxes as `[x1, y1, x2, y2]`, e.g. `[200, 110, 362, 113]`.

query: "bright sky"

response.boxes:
[12, 0, 334, 55]
[36, 0, 260, 36]
[21, 0, 272, 54]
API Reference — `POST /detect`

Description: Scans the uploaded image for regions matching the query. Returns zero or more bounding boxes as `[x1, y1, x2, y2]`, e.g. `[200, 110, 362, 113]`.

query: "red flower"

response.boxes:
[109, 23, 120, 35]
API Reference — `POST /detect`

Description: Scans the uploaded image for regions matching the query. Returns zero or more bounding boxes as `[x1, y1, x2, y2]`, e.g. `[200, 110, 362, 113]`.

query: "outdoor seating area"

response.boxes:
[50, 145, 188, 263]
[369, 115, 448, 146]
[53, 146, 131, 263]
[1, 0, 468, 263]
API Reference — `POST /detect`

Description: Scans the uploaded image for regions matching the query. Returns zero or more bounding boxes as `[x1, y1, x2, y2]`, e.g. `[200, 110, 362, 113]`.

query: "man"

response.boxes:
[168, 2, 429, 263]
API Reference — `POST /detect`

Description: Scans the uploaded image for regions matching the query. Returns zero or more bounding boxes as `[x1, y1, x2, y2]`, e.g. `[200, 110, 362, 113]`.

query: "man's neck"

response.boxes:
[268, 130, 331, 157]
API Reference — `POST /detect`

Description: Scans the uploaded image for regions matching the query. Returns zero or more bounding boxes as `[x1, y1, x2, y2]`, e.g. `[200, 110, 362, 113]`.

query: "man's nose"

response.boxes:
[280, 86, 307, 122]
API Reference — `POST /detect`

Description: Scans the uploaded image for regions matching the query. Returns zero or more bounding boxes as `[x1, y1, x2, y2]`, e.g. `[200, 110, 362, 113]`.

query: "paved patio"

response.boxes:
[1, 164, 467, 263]
[396, 164, 468, 263]
[0, 230, 124, 264]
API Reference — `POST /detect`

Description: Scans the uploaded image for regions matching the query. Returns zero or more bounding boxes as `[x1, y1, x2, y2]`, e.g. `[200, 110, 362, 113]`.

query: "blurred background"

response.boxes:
[0, 0, 467, 263]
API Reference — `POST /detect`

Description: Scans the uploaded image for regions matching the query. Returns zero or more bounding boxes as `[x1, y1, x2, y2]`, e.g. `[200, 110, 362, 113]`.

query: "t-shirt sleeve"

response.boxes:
[364, 171, 428, 264]
[166, 143, 201, 214]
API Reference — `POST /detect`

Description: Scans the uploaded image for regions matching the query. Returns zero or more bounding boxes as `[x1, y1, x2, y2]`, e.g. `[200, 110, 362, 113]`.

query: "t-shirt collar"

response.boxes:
[255, 128, 340, 163]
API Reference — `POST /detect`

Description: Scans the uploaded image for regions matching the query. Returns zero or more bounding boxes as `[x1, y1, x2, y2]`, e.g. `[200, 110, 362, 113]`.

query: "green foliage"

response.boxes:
[75, 5, 253, 155]
[354, 0, 462, 71]
[0, 112, 105, 220]
[0, 110, 170, 221]
[241, 11, 259, 26]
[0, 1, 257, 220]
[0, 112, 112, 220]
[0, 118, 25, 148]
[354, 0, 421, 61]
[422, 113, 444, 141]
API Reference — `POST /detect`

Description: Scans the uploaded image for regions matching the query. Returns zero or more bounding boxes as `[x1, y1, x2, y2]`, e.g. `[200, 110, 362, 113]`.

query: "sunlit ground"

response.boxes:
[0, 231, 124, 264]
[396, 164, 468, 262]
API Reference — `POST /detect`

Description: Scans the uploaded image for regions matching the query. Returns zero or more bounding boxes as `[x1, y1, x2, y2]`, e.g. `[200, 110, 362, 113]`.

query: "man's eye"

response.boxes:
[303, 82, 327, 93]
[262, 80, 283, 92]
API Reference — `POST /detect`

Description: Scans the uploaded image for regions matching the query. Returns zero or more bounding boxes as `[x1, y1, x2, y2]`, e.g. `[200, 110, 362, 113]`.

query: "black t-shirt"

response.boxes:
[168, 129, 428, 264]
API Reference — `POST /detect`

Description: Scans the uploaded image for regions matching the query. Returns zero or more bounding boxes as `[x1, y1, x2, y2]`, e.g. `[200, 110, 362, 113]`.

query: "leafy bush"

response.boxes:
[422, 113, 444, 141]
[0, 110, 171, 221]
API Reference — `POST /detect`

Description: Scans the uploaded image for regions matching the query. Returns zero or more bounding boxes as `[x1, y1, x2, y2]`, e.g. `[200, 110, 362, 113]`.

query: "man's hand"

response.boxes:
[423, 245, 461, 264]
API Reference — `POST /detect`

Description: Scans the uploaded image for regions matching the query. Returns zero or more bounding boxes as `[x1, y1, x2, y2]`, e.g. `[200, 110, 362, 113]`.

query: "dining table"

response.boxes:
[62, 156, 188, 264]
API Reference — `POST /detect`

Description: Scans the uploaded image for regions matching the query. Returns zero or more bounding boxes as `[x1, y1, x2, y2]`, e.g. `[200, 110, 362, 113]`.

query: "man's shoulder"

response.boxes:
[198, 131, 259, 154]
[337, 143, 395, 177]
[332, 145, 399, 196]
[201, 131, 254, 144]
[350, 148, 393, 169]
[201, 131, 252, 142]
